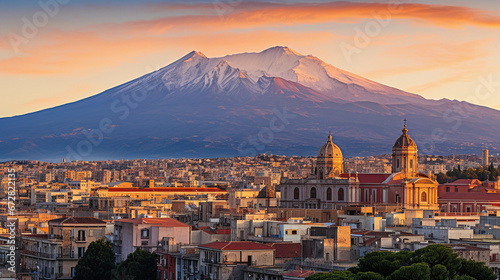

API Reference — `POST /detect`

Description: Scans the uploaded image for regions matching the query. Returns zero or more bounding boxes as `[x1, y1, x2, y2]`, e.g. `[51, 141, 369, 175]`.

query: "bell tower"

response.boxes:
[315, 132, 344, 179]
[392, 119, 418, 176]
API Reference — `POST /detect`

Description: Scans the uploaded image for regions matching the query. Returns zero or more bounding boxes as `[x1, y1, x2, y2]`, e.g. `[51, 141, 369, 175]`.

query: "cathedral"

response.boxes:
[278, 123, 439, 211]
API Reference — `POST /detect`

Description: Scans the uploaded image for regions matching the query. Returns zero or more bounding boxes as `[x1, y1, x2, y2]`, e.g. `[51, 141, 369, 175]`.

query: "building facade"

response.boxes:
[278, 124, 439, 211]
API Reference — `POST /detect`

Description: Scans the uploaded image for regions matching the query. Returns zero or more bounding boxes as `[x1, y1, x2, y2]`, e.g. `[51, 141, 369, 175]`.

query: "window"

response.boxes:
[327, 188, 332, 201]
[338, 188, 344, 201]
[364, 189, 369, 202]
[89, 229, 94, 237]
[455, 186, 458, 192]
[446, 187, 450, 192]
[141, 229, 149, 239]
[77, 230, 86, 242]
[421, 192, 427, 202]
[395, 194, 400, 203]
[410, 159, 413, 169]
[71, 267, 75, 277]
[294, 187, 300, 200]
[77, 247, 85, 258]
[310, 187, 317, 199]
[466, 206, 471, 213]
[286, 229, 298, 235]
[372, 189, 376, 202]
[396, 159, 400, 169]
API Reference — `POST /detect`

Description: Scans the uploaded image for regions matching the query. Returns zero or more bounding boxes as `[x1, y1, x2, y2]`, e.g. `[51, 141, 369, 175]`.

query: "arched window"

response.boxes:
[327, 188, 332, 200]
[421, 192, 427, 202]
[338, 188, 344, 201]
[310, 187, 317, 199]
[294, 187, 300, 200]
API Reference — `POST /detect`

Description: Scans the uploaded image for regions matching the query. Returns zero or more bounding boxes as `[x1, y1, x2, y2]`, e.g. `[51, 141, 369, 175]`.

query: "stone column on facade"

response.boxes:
[413, 184, 417, 208]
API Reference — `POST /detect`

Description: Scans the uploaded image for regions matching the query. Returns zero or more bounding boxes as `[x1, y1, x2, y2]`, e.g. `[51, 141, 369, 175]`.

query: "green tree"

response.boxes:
[357, 250, 412, 277]
[115, 248, 157, 280]
[74, 239, 115, 280]
[386, 262, 431, 280]
[412, 244, 462, 277]
[306, 271, 355, 280]
[309, 245, 495, 280]
[458, 259, 496, 280]
[431, 264, 449, 280]
[353, 271, 384, 280]
[452, 275, 477, 280]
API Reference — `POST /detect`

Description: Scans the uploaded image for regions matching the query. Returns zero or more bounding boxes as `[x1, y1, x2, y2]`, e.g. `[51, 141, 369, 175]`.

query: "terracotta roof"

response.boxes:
[202, 229, 231, 235]
[351, 230, 392, 237]
[267, 243, 301, 258]
[116, 218, 190, 227]
[49, 217, 106, 225]
[108, 187, 226, 192]
[449, 244, 490, 251]
[365, 237, 380, 246]
[340, 173, 391, 184]
[442, 179, 482, 186]
[282, 270, 316, 278]
[438, 192, 500, 201]
[199, 241, 274, 251]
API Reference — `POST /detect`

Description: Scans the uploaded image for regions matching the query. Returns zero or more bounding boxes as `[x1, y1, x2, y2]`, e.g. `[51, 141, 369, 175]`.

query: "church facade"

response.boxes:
[278, 124, 439, 211]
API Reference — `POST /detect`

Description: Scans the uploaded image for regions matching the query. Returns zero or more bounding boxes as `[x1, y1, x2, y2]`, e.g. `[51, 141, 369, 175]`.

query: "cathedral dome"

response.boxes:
[393, 125, 417, 149]
[318, 133, 342, 158]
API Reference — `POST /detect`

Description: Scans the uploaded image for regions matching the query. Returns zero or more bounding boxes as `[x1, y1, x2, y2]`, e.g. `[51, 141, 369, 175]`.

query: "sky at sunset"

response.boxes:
[1, 0, 500, 117]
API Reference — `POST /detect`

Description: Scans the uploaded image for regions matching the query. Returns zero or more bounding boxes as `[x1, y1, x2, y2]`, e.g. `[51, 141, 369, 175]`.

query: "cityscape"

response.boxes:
[1, 1, 500, 280]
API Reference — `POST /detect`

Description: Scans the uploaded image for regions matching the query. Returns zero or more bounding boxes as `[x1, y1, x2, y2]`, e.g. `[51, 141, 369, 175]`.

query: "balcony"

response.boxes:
[57, 250, 78, 259]
[21, 249, 57, 260]
[202, 258, 219, 264]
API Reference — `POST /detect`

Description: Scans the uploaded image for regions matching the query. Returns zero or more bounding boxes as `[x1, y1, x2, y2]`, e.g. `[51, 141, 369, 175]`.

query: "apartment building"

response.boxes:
[113, 218, 191, 262]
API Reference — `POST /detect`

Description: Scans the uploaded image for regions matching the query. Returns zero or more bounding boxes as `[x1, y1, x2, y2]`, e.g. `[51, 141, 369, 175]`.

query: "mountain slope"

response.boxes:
[0, 46, 499, 161]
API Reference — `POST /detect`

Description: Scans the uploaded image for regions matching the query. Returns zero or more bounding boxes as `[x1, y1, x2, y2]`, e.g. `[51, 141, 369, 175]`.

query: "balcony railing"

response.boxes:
[202, 258, 219, 264]
[21, 250, 57, 260]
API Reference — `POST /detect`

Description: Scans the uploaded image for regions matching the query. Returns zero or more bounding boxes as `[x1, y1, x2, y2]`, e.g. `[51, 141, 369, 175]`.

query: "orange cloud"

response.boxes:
[363, 39, 492, 79]
[107, 1, 500, 35]
[0, 29, 336, 75]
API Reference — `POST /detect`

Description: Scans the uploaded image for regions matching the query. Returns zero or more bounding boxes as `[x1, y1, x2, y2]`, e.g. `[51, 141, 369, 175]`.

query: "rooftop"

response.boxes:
[199, 241, 275, 251]
[116, 218, 190, 227]
[108, 187, 226, 192]
[267, 243, 301, 258]
[49, 217, 106, 225]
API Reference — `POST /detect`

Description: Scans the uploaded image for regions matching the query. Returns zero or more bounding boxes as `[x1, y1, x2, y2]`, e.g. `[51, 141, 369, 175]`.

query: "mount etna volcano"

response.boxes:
[1, 46, 499, 161]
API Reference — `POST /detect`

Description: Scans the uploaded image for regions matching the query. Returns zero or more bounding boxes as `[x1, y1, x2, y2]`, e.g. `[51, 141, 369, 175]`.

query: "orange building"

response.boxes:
[438, 179, 500, 213]
[279, 123, 439, 211]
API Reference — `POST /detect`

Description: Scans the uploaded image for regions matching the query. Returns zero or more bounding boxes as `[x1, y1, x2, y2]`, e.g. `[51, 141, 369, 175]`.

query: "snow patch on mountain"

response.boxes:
[154, 46, 423, 104]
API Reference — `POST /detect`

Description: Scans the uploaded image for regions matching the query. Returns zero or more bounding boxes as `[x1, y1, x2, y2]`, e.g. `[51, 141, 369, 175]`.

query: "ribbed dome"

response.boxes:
[393, 125, 417, 148]
[318, 133, 342, 157]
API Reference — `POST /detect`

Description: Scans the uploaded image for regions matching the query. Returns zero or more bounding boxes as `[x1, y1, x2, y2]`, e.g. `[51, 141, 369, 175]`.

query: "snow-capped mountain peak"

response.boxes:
[157, 46, 423, 104]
